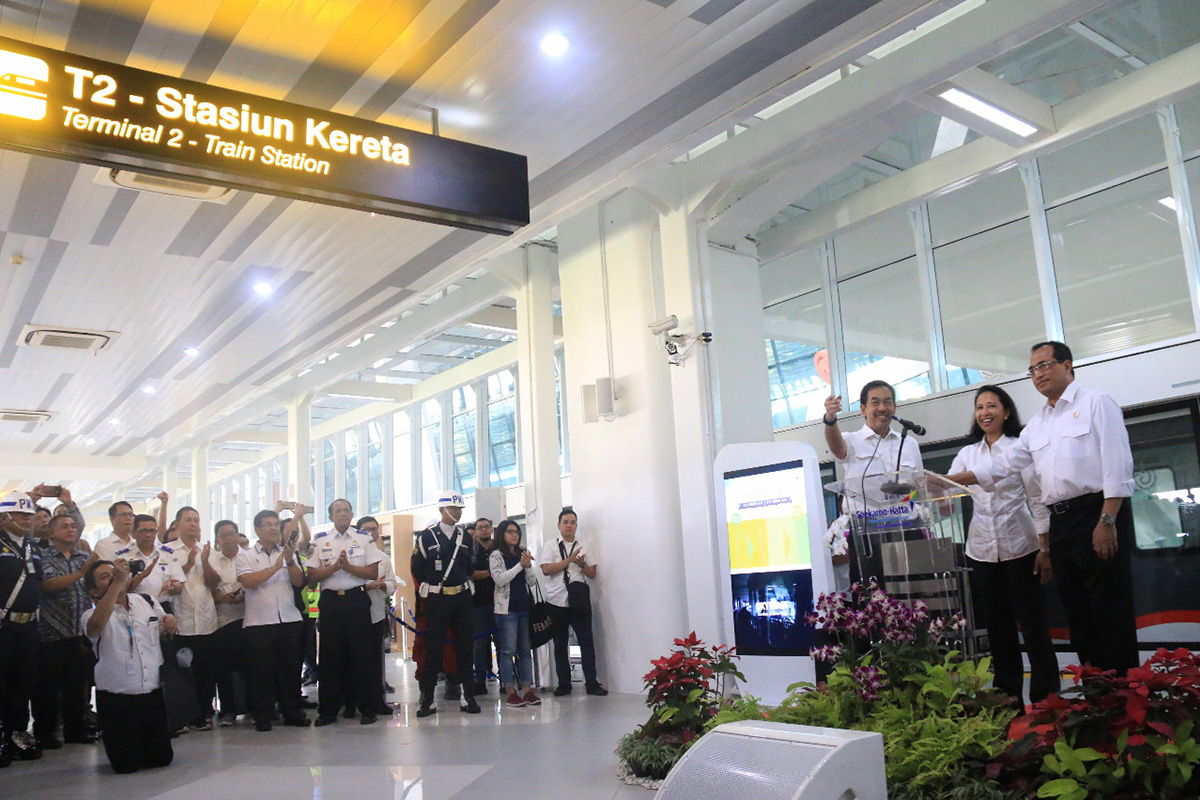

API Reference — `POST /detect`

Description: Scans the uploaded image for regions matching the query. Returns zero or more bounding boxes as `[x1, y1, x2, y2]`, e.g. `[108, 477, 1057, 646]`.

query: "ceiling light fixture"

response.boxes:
[541, 32, 569, 57]
[938, 88, 1038, 137]
[142, 385, 156, 394]
[1159, 197, 1179, 212]
[184, 347, 200, 356]
[253, 282, 273, 296]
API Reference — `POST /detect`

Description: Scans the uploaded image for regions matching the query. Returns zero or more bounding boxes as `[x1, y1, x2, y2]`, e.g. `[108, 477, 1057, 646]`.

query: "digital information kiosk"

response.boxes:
[713, 442, 830, 703]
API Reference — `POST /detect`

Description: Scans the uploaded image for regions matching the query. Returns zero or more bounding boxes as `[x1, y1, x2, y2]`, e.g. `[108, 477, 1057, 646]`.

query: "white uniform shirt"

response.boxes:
[235, 543, 302, 627]
[310, 528, 381, 591]
[114, 542, 184, 600]
[170, 544, 218, 636]
[950, 435, 1049, 562]
[538, 536, 596, 609]
[836, 424, 925, 510]
[94, 532, 135, 563]
[213, 549, 246, 628]
[976, 381, 1135, 505]
[83, 594, 166, 695]
[368, 556, 399, 625]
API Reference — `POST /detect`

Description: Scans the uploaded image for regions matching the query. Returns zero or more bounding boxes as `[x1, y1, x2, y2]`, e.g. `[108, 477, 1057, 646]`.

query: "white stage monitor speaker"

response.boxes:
[658, 721, 886, 800]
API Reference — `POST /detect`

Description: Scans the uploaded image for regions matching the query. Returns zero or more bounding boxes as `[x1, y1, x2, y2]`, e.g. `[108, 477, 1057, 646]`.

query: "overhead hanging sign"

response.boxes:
[0, 36, 529, 234]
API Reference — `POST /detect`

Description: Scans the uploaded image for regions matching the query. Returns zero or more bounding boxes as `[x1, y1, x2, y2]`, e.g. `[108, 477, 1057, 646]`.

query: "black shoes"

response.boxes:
[255, 720, 273, 732]
[586, 683, 609, 696]
[284, 714, 312, 727]
[553, 685, 572, 697]
[4, 732, 42, 761]
[359, 713, 378, 725]
[460, 697, 481, 714]
[63, 733, 98, 744]
[297, 698, 319, 709]
[35, 737, 63, 750]
[341, 706, 357, 719]
[384, 682, 395, 694]
[314, 715, 338, 727]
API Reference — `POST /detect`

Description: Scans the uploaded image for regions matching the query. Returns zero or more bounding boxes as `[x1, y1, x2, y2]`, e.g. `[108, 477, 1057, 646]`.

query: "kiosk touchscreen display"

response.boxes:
[724, 460, 814, 656]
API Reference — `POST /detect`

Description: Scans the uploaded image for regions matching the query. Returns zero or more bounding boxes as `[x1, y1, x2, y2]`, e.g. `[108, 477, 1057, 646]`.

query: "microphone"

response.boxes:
[891, 415, 926, 436]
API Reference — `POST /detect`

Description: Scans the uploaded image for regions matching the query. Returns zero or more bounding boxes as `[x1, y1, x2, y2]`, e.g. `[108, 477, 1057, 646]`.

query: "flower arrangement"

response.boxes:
[995, 648, 1200, 799]
[615, 632, 744, 782]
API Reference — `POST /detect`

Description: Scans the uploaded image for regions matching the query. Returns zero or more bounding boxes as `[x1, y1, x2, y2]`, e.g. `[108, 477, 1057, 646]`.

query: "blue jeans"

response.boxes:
[496, 612, 532, 688]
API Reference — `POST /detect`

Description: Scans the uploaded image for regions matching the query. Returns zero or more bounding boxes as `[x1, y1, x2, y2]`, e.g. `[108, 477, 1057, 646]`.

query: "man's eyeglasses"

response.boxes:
[1027, 359, 1064, 377]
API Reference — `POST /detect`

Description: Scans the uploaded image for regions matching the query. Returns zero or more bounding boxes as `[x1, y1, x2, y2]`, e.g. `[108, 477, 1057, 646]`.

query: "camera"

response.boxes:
[128, 559, 146, 575]
[648, 315, 679, 335]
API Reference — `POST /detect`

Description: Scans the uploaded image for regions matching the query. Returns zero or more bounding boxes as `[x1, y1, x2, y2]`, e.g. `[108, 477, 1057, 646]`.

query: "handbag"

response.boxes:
[528, 579, 555, 649]
[559, 541, 592, 614]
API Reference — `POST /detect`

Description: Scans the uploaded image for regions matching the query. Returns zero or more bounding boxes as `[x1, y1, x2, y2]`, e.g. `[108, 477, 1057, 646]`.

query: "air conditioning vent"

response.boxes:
[93, 168, 234, 203]
[0, 409, 53, 424]
[19, 324, 120, 352]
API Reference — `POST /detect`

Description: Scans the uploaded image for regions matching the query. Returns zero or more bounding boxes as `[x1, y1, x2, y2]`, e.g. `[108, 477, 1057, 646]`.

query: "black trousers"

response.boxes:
[317, 589, 377, 717]
[968, 552, 1060, 704]
[174, 632, 216, 725]
[211, 620, 247, 716]
[243, 621, 303, 723]
[95, 689, 173, 774]
[1049, 494, 1140, 673]
[301, 615, 318, 679]
[550, 603, 597, 689]
[0, 619, 38, 737]
[420, 591, 474, 696]
[32, 636, 92, 739]
[472, 605, 497, 684]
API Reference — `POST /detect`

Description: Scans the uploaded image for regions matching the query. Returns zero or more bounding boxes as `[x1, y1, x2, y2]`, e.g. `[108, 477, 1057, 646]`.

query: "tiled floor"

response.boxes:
[2, 658, 654, 800]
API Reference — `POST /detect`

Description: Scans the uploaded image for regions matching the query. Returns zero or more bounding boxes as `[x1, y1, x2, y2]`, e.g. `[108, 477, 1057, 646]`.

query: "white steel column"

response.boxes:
[163, 455, 179, 515]
[1019, 159, 1066, 341]
[909, 203, 948, 391]
[190, 445, 209, 542]
[820, 240, 849, 402]
[286, 393, 313, 505]
[473, 378, 491, 489]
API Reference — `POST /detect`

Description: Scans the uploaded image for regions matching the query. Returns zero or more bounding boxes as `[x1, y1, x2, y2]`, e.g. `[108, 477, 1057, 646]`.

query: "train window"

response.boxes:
[1127, 406, 1200, 551]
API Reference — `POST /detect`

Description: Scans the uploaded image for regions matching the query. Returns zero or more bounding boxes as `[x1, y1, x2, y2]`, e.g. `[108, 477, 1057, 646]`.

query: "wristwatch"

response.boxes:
[823, 415, 837, 426]
[1098, 513, 1117, 526]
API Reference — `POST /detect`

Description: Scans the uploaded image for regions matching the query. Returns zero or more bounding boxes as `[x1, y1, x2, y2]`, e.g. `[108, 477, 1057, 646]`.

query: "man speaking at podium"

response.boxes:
[824, 380, 924, 492]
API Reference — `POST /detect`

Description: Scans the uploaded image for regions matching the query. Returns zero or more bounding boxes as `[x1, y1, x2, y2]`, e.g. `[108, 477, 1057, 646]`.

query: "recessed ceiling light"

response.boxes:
[109, 419, 120, 425]
[253, 282, 273, 296]
[184, 347, 200, 356]
[541, 32, 569, 57]
[1159, 197, 1179, 211]
[84, 437, 96, 445]
[142, 385, 156, 394]
[938, 88, 1037, 137]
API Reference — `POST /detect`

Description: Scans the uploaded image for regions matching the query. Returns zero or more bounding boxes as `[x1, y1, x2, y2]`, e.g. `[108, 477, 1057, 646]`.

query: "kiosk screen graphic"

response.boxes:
[0, 49, 49, 120]
[725, 460, 814, 656]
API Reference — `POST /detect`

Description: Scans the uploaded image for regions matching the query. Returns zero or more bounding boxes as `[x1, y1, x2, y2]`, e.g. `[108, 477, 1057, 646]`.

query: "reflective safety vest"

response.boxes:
[302, 585, 320, 618]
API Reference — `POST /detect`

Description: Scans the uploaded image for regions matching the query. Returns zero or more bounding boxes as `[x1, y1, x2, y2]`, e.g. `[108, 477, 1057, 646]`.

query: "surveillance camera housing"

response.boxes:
[648, 315, 679, 336]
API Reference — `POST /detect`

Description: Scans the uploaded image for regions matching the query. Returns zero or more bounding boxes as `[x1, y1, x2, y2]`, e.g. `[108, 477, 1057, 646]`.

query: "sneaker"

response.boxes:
[522, 689, 543, 706]
[505, 691, 526, 708]
[585, 683, 609, 696]
[7, 732, 42, 761]
[218, 714, 237, 728]
[553, 685, 572, 697]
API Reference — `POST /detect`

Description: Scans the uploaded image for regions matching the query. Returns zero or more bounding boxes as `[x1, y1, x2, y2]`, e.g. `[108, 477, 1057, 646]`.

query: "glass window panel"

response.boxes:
[793, 163, 887, 214]
[451, 385, 475, 415]
[345, 429, 358, 511]
[242, 474, 252, 532]
[862, 111, 982, 172]
[1178, 95, 1200, 159]
[367, 421, 383, 514]
[934, 217, 1045, 378]
[927, 167, 1028, 246]
[322, 439, 335, 521]
[271, 460, 282, 506]
[981, 27, 1133, 106]
[1085, 0, 1200, 67]
[833, 209, 916, 279]
[764, 290, 828, 428]
[1048, 169, 1194, 358]
[760, 248, 823, 306]
[1039, 115, 1166, 205]
[838, 257, 932, 405]
[392, 430, 411, 509]
[452, 406, 477, 495]
[1186, 157, 1200, 251]
[488, 396, 519, 486]
[421, 400, 442, 502]
[257, 466, 268, 511]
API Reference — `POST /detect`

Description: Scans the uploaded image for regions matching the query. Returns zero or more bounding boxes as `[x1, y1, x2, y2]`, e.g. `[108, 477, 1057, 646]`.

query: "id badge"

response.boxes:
[433, 559, 442, 571]
[26, 559, 36, 574]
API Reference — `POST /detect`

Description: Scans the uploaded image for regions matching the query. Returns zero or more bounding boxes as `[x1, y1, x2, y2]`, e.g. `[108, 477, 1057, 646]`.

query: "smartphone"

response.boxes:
[43, 485, 63, 497]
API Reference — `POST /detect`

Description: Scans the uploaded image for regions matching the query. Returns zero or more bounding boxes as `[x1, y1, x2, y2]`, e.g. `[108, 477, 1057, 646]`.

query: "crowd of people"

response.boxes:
[0, 487, 607, 774]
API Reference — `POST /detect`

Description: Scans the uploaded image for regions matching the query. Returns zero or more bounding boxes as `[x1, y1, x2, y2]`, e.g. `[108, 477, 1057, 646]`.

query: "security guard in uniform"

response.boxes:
[0, 491, 44, 766]
[412, 492, 479, 717]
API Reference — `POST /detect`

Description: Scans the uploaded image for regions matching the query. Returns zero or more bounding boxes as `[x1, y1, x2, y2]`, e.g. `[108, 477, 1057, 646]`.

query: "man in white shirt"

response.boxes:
[236, 510, 310, 732]
[169, 507, 220, 730]
[120, 515, 185, 604]
[83, 559, 178, 774]
[539, 508, 607, 697]
[358, 516, 402, 713]
[824, 381, 925, 584]
[950, 341, 1139, 673]
[210, 520, 246, 727]
[306, 499, 382, 726]
[93, 501, 136, 562]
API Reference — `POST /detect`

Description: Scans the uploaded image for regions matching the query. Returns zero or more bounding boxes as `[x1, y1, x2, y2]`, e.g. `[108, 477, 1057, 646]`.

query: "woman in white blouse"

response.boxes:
[950, 385, 1060, 708]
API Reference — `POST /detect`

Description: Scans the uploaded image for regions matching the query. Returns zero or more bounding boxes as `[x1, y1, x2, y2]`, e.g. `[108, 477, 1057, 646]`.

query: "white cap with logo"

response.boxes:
[0, 491, 36, 514]
[436, 491, 466, 508]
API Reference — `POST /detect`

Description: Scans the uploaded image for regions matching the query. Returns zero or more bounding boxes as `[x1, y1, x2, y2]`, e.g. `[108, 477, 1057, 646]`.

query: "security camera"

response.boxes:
[648, 315, 679, 336]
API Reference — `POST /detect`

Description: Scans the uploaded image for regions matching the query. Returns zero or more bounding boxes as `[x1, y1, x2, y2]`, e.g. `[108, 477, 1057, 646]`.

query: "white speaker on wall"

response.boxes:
[657, 721, 886, 800]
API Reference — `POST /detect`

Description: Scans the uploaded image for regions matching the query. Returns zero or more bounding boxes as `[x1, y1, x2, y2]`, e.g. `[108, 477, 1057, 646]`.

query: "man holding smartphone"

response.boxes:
[210, 521, 247, 727]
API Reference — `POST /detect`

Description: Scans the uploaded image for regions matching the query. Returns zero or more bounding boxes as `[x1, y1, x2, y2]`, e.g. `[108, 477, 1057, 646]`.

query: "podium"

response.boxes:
[825, 470, 980, 653]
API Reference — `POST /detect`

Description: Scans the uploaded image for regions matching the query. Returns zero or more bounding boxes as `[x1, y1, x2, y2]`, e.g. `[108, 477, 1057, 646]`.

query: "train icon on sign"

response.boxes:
[0, 48, 50, 120]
